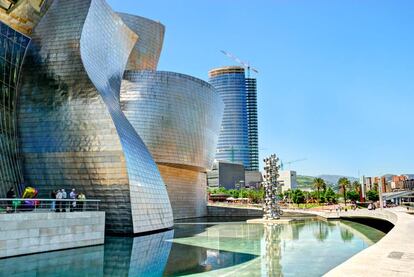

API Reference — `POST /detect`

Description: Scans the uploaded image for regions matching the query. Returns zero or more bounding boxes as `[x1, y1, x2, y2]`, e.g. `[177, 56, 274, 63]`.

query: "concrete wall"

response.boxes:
[207, 205, 263, 217]
[0, 212, 105, 258]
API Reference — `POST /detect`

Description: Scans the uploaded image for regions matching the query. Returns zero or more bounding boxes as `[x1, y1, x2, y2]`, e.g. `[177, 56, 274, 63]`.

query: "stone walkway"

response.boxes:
[306, 207, 414, 277]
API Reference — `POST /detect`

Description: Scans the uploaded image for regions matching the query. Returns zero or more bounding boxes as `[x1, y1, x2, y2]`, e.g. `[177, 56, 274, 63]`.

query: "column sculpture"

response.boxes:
[262, 154, 283, 219]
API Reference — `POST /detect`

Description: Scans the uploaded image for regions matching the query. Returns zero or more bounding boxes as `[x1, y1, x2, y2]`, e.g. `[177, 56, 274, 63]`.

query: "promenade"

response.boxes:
[324, 207, 413, 277]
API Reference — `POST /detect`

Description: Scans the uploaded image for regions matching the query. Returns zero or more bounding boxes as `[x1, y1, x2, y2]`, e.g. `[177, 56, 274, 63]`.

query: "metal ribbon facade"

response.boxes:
[0, 22, 30, 197]
[18, 0, 173, 234]
[121, 71, 224, 218]
[117, 13, 165, 71]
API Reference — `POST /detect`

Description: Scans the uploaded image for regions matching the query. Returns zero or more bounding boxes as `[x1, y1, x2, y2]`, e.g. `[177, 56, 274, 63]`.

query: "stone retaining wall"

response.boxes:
[0, 211, 105, 258]
[207, 205, 263, 217]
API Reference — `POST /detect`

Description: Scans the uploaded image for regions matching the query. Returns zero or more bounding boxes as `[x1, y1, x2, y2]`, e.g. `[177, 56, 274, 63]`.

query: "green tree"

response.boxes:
[346, 190, 359, 202]
[338, 177, 350, 204]
[292, 189, 305, 204]
[351, 181, 361, 192]
[324, 187, 337, 203]
[366, 190, 379, 201]
[352, 180, 361, 201]
[312, 177, 326, 202]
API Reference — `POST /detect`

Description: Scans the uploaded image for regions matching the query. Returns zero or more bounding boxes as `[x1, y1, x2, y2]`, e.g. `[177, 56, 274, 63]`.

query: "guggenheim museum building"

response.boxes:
[0, 0, 223, 234]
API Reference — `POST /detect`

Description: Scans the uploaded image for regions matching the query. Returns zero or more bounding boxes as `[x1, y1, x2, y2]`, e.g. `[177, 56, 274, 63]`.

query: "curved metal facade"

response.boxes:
[209, 66, 250, 169]
[117, 13, 165, 71]
[18, 0, 173, 234]
[120, 70, 224, 218]
[0, 22, 30, 197]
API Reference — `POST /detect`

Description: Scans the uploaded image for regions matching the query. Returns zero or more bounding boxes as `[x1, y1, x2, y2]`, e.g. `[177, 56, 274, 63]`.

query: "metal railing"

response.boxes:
[0, 198, 101, 213]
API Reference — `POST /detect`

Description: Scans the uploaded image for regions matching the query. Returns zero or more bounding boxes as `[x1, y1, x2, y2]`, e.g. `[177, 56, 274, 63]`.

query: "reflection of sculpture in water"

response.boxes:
[262, 154, 283, 220]
[262, 223, 283, 276]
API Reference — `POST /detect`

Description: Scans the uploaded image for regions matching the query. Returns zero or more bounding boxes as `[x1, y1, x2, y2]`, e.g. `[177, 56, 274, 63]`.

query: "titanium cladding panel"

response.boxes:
[120, 70, 224, 218]
[18, 0, 173, 234]
[121, 71, 224, 170]
[209, 66, 250, 169]
[0, 21, 30, 197]
[117, 13, 165, 71]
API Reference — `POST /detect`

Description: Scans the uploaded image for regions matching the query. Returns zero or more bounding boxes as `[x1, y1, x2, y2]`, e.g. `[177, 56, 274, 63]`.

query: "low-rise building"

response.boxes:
[278, 170, 298, 193]
[245, 171, 263, 189]
[207, 161, 245, 190]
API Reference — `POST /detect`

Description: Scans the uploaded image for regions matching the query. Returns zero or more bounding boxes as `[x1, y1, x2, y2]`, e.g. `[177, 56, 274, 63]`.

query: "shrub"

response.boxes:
[366, 190, 379, 201]
[292, 189, 305, 204]
[346, 190, 360, 202]
[324, 187, 337, 203]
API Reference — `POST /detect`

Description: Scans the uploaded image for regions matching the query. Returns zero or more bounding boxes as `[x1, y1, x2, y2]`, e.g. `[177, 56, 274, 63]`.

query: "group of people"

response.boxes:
[51, 188, 86, 212]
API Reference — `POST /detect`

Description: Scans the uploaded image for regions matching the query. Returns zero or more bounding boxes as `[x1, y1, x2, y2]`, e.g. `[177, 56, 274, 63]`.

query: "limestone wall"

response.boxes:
[207, 205, 263, 217]
[0, 212, 105, 258]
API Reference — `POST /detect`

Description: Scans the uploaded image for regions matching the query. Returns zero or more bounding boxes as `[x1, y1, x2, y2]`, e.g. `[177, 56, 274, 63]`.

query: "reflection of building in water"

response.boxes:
[0, 245, 105, 276]
[165, 223, 259, 275]
[0, 230, 174, 276]
[261, 223, 283, 276]
[104, 230, 173, 276]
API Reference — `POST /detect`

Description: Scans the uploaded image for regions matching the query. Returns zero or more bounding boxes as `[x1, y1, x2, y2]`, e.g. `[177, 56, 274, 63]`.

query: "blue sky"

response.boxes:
[108, 0, 414, 177]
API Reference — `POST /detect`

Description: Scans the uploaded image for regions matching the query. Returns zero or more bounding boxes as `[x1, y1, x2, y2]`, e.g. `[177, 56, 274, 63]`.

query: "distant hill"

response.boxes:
[296, 174, 358, 191]
[296, 175, 314, 190]
[405, 174, 414, 179]
[316, 175, 358, 185]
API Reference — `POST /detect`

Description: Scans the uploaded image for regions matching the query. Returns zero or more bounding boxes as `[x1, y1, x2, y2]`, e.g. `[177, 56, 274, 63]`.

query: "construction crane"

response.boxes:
[280, 158, 307, 171]
[220, 50, 259, 77]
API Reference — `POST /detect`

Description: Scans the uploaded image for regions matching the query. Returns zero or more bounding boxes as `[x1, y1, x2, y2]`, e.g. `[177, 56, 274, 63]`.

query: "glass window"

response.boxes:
[0, 38, 5, 59]
[0, 23, 7, 36]
[4, 61, 10, 85]
[5, 39, 12, 62]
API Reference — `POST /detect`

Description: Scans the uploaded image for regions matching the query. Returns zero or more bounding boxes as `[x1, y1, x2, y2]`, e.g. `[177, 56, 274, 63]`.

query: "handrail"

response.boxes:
[0, 198, 100, 202]
[0, 198, 101, 213]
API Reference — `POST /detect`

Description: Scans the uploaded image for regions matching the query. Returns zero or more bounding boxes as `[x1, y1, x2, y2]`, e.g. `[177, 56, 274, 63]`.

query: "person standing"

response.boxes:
[61, 189, 67, 212]
[56, 189, 63, 212]
[50, 190, 56, 211]
[69, 189, 76, 212]
[77, 192, 86, 211]
[6, 187, 16, 213]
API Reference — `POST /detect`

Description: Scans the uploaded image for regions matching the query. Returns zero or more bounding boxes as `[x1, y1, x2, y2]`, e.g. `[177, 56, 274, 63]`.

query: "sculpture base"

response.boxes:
[246, 218, 295, 224]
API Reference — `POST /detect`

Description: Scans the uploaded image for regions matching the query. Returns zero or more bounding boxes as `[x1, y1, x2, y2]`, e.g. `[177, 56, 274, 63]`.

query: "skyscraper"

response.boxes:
[246, 77, 259, 171]
[208, 66, 259, 171]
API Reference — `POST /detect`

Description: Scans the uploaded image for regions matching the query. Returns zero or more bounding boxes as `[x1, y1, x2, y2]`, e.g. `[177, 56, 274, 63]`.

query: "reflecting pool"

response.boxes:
[0, 218, 385, 277]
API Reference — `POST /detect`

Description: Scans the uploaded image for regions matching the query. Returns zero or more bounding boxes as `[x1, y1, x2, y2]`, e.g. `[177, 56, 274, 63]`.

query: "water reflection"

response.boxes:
[105, 230, 173, 277]
[0, 230, 173, 277]
[313, 220, 331, 242]
[0, 219, 386, 277]
[262, 224, 283, 276]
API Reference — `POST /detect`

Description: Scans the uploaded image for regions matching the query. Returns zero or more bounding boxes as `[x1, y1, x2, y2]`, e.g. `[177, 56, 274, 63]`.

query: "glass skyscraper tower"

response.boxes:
[246, 77, 259, 171]
[209, 66, 259, 171]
